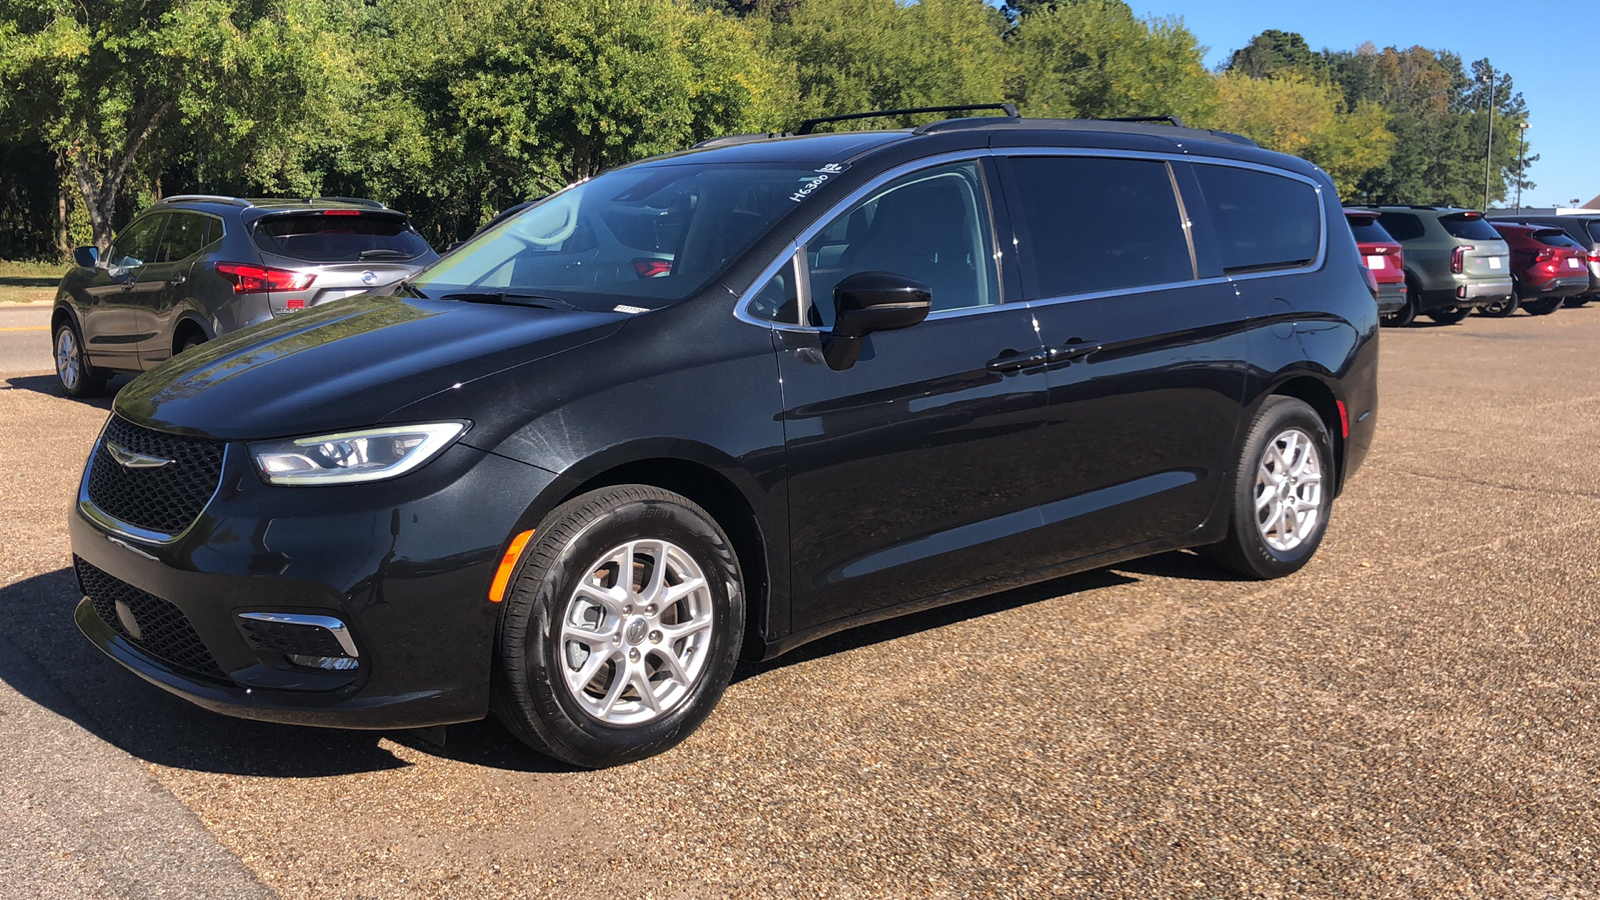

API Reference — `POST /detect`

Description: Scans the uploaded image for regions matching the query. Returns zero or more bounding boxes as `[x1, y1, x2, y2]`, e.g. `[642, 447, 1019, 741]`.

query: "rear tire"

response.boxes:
[178, 333, 206, 354]
[1426, 305, 1471, 325]
[1381, 284, 1417, 327]
[492, 485, 745, 768]
[1563, 296, 1590, 308]
[1522, 297, 1562, 316]
[1200, 397, 1333, 580]
[53, 319, 108, 398]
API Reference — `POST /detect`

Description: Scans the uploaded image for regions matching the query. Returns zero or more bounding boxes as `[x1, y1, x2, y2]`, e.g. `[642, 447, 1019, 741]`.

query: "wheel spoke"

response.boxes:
[597, 662, 631, 715]
[662, 575, 706, 607]
[570, 646, 614, 692]
[661, 616, 713, 642]
[561, 618, 615, 648]
[639, 540, 668, 601]
[631, 669, 661, 712]
[654, 646, 692, 685]
[573, 581, 627, 615]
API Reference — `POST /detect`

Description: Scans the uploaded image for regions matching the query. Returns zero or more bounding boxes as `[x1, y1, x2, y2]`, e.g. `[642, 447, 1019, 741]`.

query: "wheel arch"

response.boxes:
[1262, 373, 1345, 495]
[538, 448, 775, 661]
[170, 313, 213, 356]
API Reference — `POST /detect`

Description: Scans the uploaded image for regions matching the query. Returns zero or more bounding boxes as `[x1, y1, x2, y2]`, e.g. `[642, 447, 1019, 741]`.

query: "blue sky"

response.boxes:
[1126, 1, 1593, 209]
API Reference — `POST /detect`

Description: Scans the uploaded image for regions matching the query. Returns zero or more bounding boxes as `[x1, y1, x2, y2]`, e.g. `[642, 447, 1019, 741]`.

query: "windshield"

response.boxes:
[411, 163, 823, 309]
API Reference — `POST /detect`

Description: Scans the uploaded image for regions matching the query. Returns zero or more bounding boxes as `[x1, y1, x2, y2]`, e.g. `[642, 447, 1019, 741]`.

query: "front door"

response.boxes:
[770, 160, 1055, 632]
[81, 213, 167, 371]
[135, 211, 213, 367]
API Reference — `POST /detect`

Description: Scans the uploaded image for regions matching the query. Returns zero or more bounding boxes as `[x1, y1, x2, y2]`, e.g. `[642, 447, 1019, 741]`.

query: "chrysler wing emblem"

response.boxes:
[106, 441, 174, 470]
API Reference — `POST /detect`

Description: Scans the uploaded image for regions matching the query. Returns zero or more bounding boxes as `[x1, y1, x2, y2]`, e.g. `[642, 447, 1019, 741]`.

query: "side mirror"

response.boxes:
[73, 246, 98, 268]
[824, 271, 932, 370]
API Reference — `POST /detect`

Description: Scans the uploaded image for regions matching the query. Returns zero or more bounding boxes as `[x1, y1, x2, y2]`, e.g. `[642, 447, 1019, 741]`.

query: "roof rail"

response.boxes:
[1096, 116, 1186, 127]
[796, 103, 1019, 135]
[312, 196, 387, 208]
[691, 132, 790, 150]
[160, 194, 253, 207]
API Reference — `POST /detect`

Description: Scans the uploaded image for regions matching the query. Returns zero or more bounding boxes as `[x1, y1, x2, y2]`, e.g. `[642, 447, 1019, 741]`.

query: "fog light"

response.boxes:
[287, 654, 359, 671]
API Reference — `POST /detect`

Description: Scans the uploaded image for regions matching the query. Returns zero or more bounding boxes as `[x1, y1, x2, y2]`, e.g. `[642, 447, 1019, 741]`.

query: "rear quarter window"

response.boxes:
[1588, 221, 1600, 244]
[1440, 213, 1503, 241]
[1191, 164, 1321, 274]
[252, 213, 433, 262]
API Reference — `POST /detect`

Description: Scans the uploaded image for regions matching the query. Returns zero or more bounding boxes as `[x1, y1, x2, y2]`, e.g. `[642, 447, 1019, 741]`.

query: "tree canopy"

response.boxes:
[0, 2, 1536, 258]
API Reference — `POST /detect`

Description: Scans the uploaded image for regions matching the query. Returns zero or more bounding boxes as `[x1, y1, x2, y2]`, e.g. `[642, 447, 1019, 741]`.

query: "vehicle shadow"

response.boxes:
[4, 373, 126, 407]
[0, 567, 571, 776]
[735, 564, 1144, 682]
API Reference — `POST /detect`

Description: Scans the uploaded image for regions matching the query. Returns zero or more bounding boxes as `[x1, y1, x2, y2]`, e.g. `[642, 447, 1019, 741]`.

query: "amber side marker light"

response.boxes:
[490, 529, 536, 603]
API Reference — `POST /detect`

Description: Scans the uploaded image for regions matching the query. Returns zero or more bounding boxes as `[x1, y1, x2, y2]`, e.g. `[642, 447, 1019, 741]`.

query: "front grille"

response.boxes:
[86, 417, 225, 535]
[75, 556, 228, 681]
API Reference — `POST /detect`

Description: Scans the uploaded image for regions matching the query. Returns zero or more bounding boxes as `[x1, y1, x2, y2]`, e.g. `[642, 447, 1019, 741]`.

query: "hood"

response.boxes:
[113, 295, 629, 440]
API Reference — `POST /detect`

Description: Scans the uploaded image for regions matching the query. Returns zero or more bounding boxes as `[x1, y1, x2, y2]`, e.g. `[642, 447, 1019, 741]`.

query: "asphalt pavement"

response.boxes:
[0, 304, 51, 377]
[1, 306, 1598, 898]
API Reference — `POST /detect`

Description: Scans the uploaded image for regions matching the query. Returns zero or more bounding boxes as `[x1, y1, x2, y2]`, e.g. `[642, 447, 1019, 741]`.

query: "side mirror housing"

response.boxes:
[824, 271, 932, 370]
[73, 246, 99, 269]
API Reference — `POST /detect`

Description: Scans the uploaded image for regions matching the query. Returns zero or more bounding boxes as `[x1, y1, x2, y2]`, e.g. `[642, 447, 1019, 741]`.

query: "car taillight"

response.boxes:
[1360, 264, 1378, 298]
[632, 258, 671, 278]
[1534, 249, 1554, 263]
[1450, 245, 1473, 274]
[322, 210, 361, 216]
[215, 262, 316, 294]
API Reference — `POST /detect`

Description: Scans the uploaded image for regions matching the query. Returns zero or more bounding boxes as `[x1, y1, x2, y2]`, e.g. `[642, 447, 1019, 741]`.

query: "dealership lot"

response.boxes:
[2, 308, 1599, 898]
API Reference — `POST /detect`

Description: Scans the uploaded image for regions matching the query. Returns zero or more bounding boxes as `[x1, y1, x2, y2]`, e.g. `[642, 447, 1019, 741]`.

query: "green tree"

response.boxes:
[327, 0, 787, 242]
[1007, 1, 1214, 124]
[1225, 29, 1327, 80]
[767, 0, 1009, 128]
[0, 0, 345, 250]
[1206, 71, 1394, 198]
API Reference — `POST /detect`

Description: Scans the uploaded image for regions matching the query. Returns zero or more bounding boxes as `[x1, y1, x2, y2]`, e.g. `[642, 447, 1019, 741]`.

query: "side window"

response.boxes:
[1191, 164, 1321, 273]
[154, 213, 212, 263]
[1006, 156, 1193, 297]
[1375, 213, 1424, 242]
[106, 214, 166, 268]
[804, 161, 999, 327]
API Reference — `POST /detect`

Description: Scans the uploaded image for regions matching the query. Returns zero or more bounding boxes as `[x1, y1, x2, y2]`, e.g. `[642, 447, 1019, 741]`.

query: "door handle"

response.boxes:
[985, 349, 1049, 373]
[169, 273, 186, 286]
[1046, 340, 1101, 364]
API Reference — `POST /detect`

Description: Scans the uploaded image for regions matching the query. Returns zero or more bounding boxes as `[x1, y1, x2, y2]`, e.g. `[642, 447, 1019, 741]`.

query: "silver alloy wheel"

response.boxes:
[1253, 426, 1324, 553]
[559, 538, 715, 727]
[55, 326, 81, 392]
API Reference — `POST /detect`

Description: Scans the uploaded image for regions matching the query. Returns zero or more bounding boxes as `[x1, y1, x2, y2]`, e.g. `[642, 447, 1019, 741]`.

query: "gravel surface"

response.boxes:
[2, 307, 1598, 898]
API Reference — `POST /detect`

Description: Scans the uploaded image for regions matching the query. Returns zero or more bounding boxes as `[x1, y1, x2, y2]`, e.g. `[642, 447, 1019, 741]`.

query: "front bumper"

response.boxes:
[71, 431, 567, 731]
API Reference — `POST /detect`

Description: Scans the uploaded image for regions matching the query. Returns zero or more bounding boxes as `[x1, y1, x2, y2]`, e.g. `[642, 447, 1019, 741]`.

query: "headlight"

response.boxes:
[250, 423, 467, 486]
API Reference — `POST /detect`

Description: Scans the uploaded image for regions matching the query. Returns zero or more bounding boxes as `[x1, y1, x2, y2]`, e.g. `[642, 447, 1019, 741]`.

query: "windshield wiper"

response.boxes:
[359, 248, 414, 260]
[394, 280, 428, 299]
[439, 291, 578, 310]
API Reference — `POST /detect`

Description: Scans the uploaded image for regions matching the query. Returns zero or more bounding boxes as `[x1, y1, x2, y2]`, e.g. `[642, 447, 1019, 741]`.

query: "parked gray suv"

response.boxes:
[51, 196, 438, 397]
[1374, 206, 1513, 326]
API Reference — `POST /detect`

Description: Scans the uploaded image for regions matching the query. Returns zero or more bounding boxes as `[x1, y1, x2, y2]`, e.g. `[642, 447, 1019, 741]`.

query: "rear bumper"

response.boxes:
[1519, 274, 1590, 299]
[1376, 281, 1406, 314]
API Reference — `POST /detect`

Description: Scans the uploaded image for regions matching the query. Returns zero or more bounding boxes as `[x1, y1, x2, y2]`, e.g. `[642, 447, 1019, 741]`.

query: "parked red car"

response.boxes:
[1344, 209, 1406, 316]
[1487, 221, 1592, 316]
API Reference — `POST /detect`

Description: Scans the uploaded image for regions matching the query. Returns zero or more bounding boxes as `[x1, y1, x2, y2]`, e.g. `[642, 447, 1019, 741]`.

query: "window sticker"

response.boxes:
[790, 163, 848, 203]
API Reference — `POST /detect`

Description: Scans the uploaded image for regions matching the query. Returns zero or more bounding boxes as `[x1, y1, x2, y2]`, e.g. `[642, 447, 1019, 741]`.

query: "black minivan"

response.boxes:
[70, 109, 1378, 767]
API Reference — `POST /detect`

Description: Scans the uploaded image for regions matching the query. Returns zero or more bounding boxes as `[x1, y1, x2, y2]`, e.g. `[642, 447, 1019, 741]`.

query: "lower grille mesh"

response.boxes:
[75, 556, 227, 681]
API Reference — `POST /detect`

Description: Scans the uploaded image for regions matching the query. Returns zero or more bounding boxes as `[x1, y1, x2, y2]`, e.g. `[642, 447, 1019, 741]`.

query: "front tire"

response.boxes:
[1201, 396, 1333, 580]
[53, 319, 108, 398]
[492, 485, 745, 768]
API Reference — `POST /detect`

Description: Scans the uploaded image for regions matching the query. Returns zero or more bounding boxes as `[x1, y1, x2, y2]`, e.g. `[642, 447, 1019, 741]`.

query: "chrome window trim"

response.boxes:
[734, 149, 997, 333]
[78, 434, 233, 546]
[733, 145, 1328, 331]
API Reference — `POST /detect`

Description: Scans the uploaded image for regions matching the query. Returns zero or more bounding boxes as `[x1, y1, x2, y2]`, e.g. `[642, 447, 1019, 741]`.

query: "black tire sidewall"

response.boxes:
[1228, 398, 1334, 578]
[498, 488, 744, 767]
[53, 320, 102, 398]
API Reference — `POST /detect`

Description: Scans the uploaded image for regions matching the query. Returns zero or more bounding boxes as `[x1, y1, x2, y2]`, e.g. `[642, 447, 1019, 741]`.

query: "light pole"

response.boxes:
[1514, 122, 1529, 212]
[1481, 68, 1497, 212]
